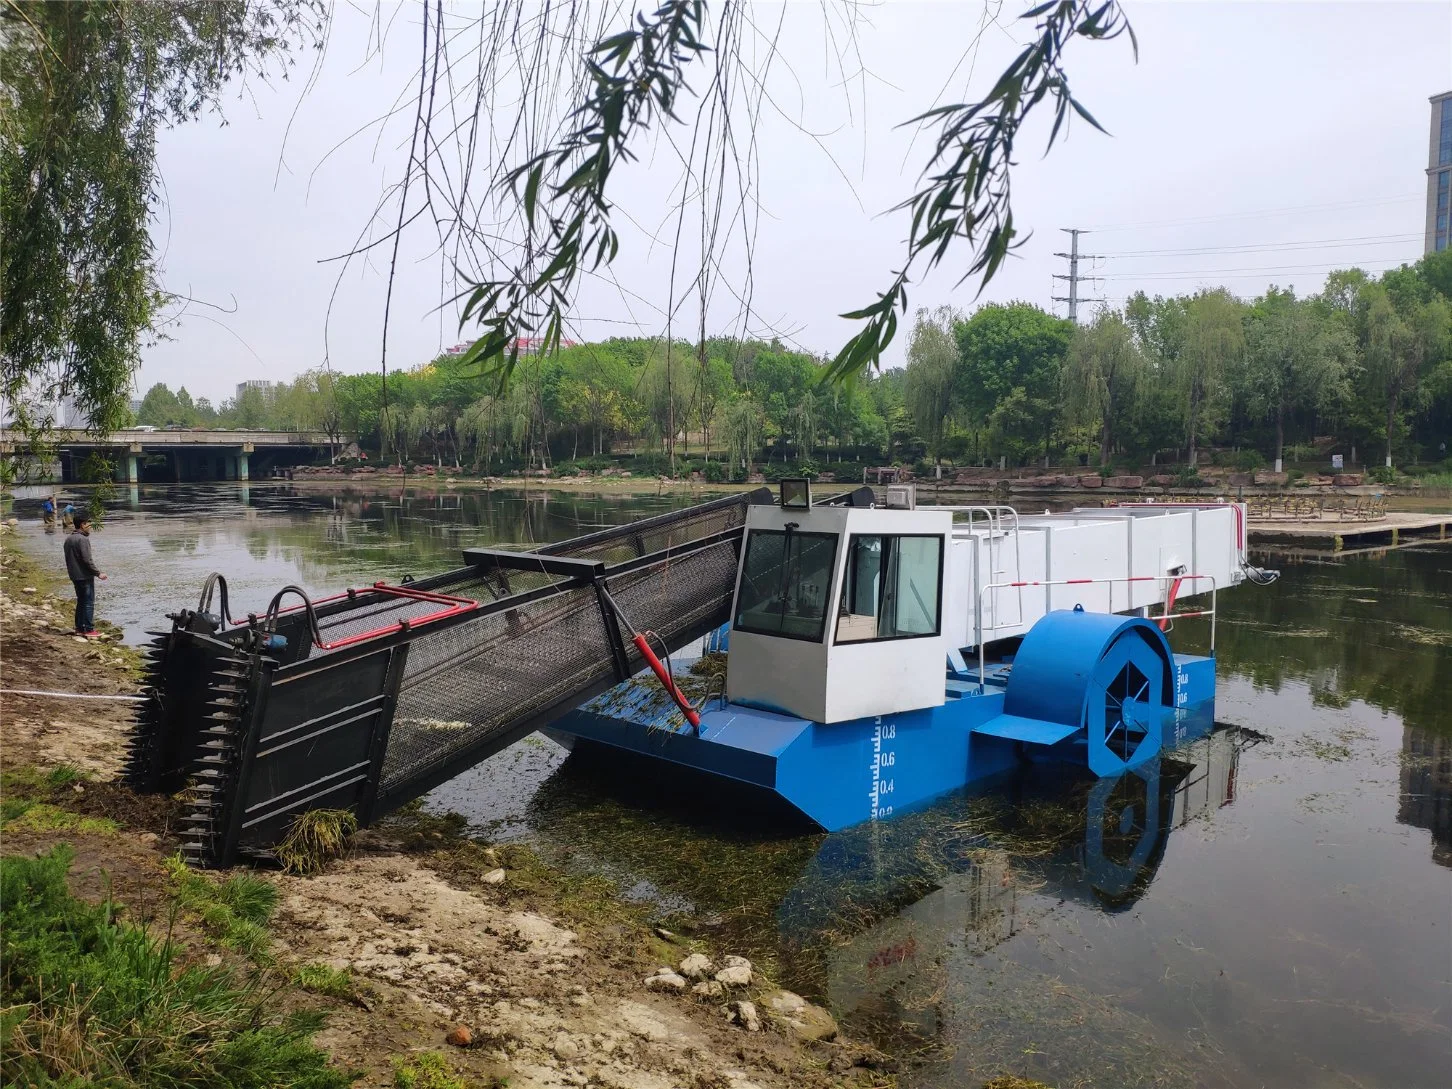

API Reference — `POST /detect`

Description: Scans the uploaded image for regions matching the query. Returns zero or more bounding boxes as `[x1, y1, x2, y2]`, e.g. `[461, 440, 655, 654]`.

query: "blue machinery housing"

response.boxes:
[550, 608, 1217, 832]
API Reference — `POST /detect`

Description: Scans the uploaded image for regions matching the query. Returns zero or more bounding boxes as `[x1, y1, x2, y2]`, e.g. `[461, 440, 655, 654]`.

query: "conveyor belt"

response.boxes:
[123, 490, 773, 866]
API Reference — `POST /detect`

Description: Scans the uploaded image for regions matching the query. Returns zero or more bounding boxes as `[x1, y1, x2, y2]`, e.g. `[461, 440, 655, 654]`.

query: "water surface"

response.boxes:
[5, 484, 1449, 1088]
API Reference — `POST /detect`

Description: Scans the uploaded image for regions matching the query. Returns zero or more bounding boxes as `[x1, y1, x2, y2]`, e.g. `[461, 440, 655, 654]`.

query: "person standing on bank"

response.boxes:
[62, 511, 107, 637]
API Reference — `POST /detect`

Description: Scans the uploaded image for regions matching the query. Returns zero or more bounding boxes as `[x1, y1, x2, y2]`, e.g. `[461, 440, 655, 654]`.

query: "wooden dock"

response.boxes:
[1249, 512, 1452, 551]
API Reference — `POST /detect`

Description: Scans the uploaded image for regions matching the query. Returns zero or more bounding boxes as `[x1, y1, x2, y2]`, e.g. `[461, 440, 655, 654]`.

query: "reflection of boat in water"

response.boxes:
[527, 716, 1263, 1047]
[794, 722, 1266, 1045]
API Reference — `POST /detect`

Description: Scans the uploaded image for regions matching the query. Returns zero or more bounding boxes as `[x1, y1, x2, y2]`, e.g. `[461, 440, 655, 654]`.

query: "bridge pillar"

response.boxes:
[236, 451, 249, 481]
[124, 454, 139, 483]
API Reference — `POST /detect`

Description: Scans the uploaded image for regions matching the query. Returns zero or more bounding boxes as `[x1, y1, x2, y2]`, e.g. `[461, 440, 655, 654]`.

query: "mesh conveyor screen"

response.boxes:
[377, 496, 750, 792]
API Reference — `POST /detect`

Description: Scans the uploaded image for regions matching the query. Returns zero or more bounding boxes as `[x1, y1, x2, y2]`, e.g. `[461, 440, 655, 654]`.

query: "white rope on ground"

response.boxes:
[0, 688, 146, 702]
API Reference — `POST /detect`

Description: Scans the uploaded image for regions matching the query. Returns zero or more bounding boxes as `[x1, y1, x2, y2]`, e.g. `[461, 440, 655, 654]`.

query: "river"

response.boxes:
[5, 482, 1449, 1089]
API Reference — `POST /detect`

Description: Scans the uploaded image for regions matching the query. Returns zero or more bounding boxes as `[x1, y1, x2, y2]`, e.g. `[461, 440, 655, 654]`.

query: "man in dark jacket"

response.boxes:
[62, 511, 107, 636]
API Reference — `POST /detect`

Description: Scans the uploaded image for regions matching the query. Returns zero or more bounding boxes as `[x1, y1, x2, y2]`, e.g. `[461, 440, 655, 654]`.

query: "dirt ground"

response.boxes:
[0, 523, 892, 1089]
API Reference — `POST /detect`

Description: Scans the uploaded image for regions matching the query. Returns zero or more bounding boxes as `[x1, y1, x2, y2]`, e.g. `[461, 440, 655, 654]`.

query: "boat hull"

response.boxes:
[546, 654, 1217, 832]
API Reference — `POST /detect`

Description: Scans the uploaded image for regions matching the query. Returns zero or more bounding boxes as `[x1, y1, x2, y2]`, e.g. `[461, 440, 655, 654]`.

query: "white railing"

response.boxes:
[945, 505, 1025, 631]
[971, 573, 1218, 693]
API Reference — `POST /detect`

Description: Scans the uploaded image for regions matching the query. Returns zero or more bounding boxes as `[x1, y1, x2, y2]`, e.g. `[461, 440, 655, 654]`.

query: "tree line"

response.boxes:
[134, 338, 906, 478]
[905, 251, 1452, 474]
[135, 252, 1452, 479]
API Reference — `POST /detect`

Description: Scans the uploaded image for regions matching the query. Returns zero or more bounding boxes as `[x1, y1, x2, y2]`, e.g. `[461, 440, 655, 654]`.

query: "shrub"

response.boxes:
[1233, 449, 1266, 472]
[702, 461, 726, 483]
[1367, 465, 1396, 485]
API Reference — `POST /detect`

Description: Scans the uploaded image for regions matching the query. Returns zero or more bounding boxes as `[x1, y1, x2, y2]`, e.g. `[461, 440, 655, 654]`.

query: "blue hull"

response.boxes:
[547, 653, 1217, 832]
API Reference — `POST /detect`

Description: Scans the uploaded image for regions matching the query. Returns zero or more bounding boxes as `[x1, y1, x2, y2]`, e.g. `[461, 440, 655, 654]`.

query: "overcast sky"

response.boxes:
[140, 0, 1452, 403]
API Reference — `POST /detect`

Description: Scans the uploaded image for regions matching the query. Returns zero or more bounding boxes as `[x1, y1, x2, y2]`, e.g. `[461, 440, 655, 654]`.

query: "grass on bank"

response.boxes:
[163, 855, 279, 961]
[391, 1051, 476, 1089]
[0, 845, 355, 1089]
[293, 962, 359, 1001]
[1, 765, 120, 835]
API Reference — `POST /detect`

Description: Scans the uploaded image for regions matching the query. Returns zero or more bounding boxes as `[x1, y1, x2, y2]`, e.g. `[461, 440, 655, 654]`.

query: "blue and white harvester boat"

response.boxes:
[549, 481, 1271, 831]
[129, 482, 1275, 866]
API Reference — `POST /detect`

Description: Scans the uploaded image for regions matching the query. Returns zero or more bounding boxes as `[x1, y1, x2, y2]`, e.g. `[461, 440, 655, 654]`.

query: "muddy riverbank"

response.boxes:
[0, 526, 911, 1089]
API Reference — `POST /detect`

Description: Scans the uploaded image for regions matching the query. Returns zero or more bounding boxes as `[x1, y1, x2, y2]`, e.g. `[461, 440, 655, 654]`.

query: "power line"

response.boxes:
[1099, 232, 1420, 259]
[1051, 227, 1102, 322]
[1083, 194, 1422, 234]
[1099, 258, 1406, 283]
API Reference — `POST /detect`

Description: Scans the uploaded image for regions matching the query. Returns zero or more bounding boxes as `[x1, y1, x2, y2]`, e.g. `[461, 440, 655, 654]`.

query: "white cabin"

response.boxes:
[726, 489, 1246, 725]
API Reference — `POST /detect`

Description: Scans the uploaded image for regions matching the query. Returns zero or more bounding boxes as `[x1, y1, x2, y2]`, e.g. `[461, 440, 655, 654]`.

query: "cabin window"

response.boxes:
[734, 529, 839, 641]
[835, 534, 943, 643]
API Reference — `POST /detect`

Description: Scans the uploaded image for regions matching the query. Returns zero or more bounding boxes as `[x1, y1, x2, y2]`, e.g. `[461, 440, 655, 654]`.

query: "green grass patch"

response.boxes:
[164, 855, 279, 960]
[275, 809, 358, 875]
[2, 763, 87, 796]
[0, 845, 355, 1089]
[292, 962, 357, 1000]
[391, 1051, 471, 1089]
[1, 800, 118, 835]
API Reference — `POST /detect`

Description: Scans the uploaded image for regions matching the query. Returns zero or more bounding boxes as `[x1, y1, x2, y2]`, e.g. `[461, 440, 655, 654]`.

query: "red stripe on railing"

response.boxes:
[316, 600, 480, 650]
[234, 582, 481, 649]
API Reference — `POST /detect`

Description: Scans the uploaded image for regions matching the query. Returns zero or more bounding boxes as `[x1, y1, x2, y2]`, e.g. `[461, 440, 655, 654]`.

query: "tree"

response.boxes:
[1242, 287, 1352, 471]
[751, 350, 817, 460]
[309, 369, 343, 454]
[724, 397, 765, 477]
[557, 348, 632, 457]
[368, 1, 1135, 387]
[692, 354, 734, 463]
[954, 303, 1073, 464]
[902, 308, 960, 467]
[233, 385, 269, 429]
[1, 1, 322, 448]
[640, 343, 692, 469]
[1177, 289, 1245, 468]
[136, 383, 181, 427]
[1361, 279, 1452, 468]
[1061, 309, 1146, 466]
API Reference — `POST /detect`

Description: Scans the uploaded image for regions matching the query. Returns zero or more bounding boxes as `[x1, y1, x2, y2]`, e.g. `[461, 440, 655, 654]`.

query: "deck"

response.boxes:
[1249, 512, 1452, 550]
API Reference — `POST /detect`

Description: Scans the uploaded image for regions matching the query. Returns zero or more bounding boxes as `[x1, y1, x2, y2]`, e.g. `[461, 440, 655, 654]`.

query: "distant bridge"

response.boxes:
[0, 428, 351, 483]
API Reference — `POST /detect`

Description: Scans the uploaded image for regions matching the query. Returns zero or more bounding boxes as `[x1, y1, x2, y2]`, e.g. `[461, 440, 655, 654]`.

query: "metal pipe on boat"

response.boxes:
[597, 585, 702, 730]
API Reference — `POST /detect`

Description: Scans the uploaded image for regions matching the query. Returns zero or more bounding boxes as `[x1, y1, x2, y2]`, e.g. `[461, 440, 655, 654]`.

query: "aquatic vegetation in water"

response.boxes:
[1400, 624, 1452, 646]
[1293, 726, 1374, 763]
